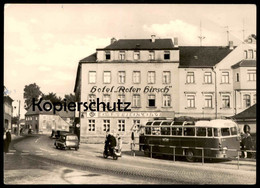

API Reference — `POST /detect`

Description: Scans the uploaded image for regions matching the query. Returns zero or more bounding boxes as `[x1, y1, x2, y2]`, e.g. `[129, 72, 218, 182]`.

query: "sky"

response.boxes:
[4, 4, 256, 118]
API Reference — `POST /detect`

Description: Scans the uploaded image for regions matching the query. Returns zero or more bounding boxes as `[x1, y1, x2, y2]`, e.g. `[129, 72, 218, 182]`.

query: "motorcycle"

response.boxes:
[103, 146, 121, 160]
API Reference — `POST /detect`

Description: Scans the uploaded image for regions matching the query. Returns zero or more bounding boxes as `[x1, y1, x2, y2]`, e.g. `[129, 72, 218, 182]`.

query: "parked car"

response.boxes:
[51, 130, 70, 139]
[54, 133, 79, 150]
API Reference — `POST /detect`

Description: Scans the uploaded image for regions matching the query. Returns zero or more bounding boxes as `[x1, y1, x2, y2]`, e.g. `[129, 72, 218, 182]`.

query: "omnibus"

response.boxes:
[140, 119, 240, 162]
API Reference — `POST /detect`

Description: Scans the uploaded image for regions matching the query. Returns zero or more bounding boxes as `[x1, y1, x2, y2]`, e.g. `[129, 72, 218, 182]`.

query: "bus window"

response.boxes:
[153, 122, 161, 126]
[145, 127, 151, 135]
[221, 128, 230, 136]
[196, 127, 206, 136]
[161, 127, 171, 135]
[184, 127, 195, 136]
[213, 128, 219, 137]
[207, 128, 213, 137]
[152, 127, 160, 135]
[161, 121, 172, 126]
[230, 126, 238, 135]
[173, 121, 183, 126]
[146, 122, 152, 126]
[172, 127, 182, 136]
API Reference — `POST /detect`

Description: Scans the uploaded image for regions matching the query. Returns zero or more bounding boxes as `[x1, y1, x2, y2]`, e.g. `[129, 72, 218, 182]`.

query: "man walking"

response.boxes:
[5, 129, 12, 153]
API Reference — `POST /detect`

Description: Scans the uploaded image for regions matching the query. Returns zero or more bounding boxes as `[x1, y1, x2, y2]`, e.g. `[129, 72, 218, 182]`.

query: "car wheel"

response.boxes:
[75, 147, 78, 151]
[186, 149, 195, 162]
[56, 145, 59, 149]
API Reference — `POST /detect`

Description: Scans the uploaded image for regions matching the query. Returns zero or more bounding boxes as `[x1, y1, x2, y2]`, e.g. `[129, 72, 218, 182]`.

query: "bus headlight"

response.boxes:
[223, 147, 228, 154]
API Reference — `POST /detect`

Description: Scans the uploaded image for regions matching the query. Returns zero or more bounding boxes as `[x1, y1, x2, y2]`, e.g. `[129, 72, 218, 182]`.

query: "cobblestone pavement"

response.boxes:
[4, 134, 256, 184]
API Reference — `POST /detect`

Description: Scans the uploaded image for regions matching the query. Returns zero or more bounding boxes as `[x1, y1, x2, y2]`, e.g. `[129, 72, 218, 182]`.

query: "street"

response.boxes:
[4, 134, 256, 184]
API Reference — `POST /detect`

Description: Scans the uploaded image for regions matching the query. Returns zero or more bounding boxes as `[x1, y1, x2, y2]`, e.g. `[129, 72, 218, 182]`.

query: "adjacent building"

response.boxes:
[74, 35, 256, 142]
[4, 95, 13, 131]
[25, 100, 73, 134]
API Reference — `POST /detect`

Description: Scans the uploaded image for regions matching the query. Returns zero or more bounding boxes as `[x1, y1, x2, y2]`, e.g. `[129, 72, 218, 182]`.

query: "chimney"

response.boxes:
[151, 35, 156, 43]
[174, 37, 178, 47]
[229, 41, 234, 50]
[111, 37, 117, 44]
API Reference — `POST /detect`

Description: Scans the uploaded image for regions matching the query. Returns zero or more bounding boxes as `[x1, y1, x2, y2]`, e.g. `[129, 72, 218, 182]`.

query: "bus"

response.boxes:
[140, 119, 240, 162]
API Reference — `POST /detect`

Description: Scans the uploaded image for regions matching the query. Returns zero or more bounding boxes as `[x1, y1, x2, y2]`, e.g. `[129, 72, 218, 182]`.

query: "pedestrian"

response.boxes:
[241, 124, 253, 158]
[104, 130, 111, 155]
[3, 129, 7, 153]
[116, 134, 122, 153]
[5, 129, 12, 153]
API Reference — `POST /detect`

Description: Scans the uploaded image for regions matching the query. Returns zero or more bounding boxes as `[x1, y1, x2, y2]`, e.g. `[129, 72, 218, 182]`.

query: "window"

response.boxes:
[196, 127, 206, 136]
[119, 51, 125, 60]
[162, 71, 171, 84]
[204, 95, 213, 108]
[105, 51, 111, 60]
[236, 73, 239, 82]
[118, 119, 125, 131]
[221, 72, 229, 83]
[133, 120, 140, 130]
[133, 71, 141, 84]
[230, 126, 238, 135]
[243, 94, 251, 108]
[89, 71, 96, 84]
[103, 94, 110, 104]
[118, 94, 125, 107]
[134, 51, 140, 60]
[161, 127, 171, 135]
[149, 51, 155, 60]
[89, 94, 96, 103]
[247, 70, 256, 81]
[221, 128, 230, 136]
[248, 49, 253, 59]
[184, 127, 195, 136]
[103, 119, 110, 132]
[207, 128, 213, 137]
[172, 127, 182, 136]
[214, 128, 219, 137]
[187, 95, 195, 108]
[164, 51, 170, 60]
[222, 95, 230, 108]
[186, 72, 195, 84]
[244, 50, 248, 59]
[253, 94, 256, 104]
[133, 94, 141, 107]
[254, 50, 256, 59]
[148, 94, 156, 107]
[88, 119, 95, 131]
[204, 72, 212, 83]
[148, 71, 155, 84]
[163, 94, 171, 107]
[145, 127, 151, 135]
[118, 71, 126, 84]
[35, 116, 38, 121]
[103, 71, 111, 83]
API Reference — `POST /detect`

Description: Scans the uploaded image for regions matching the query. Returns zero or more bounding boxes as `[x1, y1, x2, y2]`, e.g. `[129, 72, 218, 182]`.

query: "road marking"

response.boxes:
[9, 150, 16, 152]
[22, 150, 29, 153]
[35, 138, 39, 143]
[6, 153, 14, 155]
[50, 153, 58, 156]
[35, 153, 44, 155]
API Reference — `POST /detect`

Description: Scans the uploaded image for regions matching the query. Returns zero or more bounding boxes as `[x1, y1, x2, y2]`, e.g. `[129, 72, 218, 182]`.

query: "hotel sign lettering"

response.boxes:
[85, 112, 162, 118]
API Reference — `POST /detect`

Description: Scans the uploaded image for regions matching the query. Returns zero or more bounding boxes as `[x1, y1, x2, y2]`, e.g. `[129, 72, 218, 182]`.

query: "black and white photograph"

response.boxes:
[3, 3, 256, 184]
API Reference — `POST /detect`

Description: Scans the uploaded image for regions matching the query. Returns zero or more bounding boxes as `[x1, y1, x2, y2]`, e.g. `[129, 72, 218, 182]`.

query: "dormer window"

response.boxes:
[248, 50, 253, 59]
[149, 51, 155, 60]
[105, 51, 111, 60]
[134, 51, 140, 60]
[164, 51, 170, 60]
[119, 51, 125, 60]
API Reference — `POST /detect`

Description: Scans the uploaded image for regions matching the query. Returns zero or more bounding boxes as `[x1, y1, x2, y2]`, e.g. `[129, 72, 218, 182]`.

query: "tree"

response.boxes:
[41, 92, 62, 104]
[63, 93, 76, 104]
[24, 83, 42, 110]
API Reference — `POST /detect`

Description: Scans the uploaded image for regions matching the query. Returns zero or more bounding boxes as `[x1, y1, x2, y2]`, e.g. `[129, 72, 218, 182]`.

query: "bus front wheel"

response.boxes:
[186, 150, 195, 162]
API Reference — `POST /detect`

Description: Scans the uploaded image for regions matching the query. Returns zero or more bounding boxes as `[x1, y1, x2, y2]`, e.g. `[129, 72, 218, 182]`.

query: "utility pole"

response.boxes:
[198, 21, 206, 46]
[212, 67, 218, 119]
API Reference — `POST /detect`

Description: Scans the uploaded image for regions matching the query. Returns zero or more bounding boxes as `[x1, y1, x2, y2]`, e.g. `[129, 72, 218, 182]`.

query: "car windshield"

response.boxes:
[67, 135, 78, 141]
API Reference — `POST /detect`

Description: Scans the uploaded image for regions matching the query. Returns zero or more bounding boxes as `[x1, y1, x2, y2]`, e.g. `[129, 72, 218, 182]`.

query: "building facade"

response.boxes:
[25, 100, 72, 134]
[74, 35, 256, 142]
[4, 95, 13, 131]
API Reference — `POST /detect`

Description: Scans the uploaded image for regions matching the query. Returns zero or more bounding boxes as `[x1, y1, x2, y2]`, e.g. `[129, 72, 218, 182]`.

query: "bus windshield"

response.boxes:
[221, 128, 230, 136]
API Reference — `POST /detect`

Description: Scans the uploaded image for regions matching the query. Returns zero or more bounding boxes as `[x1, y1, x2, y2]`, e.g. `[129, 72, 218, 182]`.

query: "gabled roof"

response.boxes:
[179, 46, 234, 68]
[79, 53, 97, 63]
[231, 104, 256, 119]
[97, 39, 176, 50]
[25, 100, 54, 116]
[231, 60, 256, 69]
